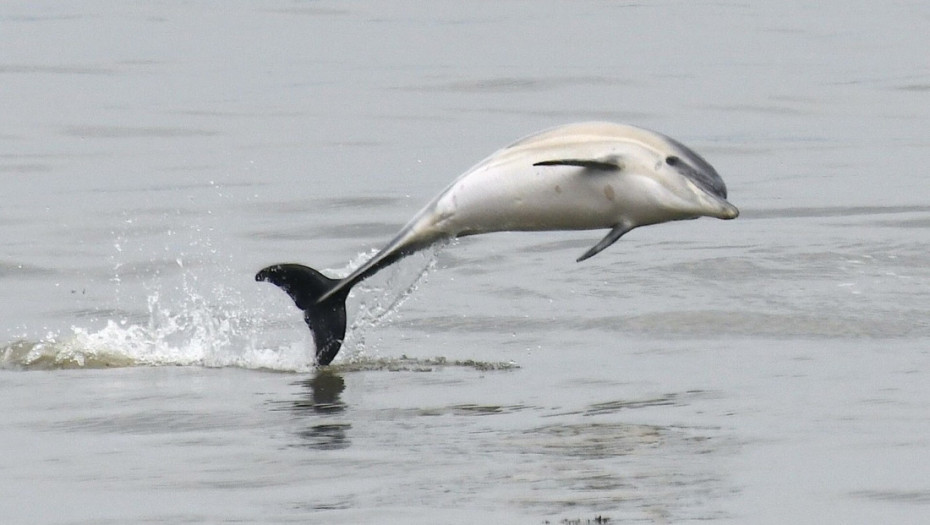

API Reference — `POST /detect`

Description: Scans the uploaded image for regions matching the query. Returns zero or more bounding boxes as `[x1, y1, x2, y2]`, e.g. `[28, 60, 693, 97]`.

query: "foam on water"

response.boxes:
[1, 276, 312, 372]
[1, 242, 445, 372]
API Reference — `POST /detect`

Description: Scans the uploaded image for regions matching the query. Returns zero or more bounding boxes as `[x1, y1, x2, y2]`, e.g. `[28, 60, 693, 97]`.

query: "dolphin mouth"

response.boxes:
[701, 191, 739, 220]
[684, 171, 738, 220]
[719, 200, 739, 220]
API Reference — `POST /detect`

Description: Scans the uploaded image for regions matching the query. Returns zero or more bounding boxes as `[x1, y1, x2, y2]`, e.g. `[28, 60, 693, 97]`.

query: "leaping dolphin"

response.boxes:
[257, 122, 739, 365]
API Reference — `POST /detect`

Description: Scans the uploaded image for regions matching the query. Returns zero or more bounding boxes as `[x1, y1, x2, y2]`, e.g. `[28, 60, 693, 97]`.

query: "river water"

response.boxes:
[2, 2, 929, 523]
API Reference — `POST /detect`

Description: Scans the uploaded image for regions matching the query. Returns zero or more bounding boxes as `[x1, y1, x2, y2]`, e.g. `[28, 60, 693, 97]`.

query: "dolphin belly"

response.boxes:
[433, 162, 629, 235]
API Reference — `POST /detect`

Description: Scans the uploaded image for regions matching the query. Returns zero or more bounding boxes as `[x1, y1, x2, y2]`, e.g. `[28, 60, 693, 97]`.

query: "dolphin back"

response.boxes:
[505, 121, 729, 199]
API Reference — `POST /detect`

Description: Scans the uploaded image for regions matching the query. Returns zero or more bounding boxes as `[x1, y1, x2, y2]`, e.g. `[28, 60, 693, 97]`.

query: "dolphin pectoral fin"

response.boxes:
[577, 223, 635, 262]
[534, 156, 623, 172]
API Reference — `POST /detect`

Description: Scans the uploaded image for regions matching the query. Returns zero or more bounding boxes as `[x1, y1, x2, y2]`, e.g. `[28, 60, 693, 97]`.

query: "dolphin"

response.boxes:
[257, 122, 739, 365]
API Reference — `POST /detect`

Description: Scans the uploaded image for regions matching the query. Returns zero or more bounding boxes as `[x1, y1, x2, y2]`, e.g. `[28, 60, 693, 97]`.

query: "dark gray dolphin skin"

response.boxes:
[257, 122, 739, 365]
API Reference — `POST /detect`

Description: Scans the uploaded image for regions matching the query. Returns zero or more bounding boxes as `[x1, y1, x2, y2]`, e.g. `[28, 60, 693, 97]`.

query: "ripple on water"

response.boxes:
[501, 420, 736, 519]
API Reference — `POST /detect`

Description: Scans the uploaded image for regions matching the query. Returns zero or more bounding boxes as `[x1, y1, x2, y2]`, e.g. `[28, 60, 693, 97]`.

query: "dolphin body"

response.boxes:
[257, 122, 739, 365]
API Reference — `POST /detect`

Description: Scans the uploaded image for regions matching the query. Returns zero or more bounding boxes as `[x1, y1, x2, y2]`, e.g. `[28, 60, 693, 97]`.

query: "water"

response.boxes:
[2, 1, 930, 523]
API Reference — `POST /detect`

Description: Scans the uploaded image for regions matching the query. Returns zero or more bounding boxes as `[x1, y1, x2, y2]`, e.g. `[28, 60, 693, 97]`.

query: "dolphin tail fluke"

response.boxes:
[256, 264, 349, 366]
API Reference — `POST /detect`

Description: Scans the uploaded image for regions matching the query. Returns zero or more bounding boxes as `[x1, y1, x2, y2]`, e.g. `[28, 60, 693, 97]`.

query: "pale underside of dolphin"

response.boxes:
[257, 122, 739, 365]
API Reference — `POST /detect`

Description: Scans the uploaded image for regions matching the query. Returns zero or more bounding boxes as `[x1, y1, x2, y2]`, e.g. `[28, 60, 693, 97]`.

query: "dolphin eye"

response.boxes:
[665, 155, 681, 167]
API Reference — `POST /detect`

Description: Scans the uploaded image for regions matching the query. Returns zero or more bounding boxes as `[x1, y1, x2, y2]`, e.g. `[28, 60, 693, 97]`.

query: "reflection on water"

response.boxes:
[290, 369, 350, 450]
[268, 363, 737, 521]
[295, 423, 351, 451]
[294, 369, 348, 415]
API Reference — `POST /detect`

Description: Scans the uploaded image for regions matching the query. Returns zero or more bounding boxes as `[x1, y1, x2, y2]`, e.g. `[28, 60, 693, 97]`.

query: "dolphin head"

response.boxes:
[506, 122, 739, 226]
[641, 133, 739, 222]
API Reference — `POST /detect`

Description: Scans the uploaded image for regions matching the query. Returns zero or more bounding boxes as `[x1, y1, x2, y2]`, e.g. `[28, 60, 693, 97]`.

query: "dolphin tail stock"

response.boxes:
[256, 264, 350, 366]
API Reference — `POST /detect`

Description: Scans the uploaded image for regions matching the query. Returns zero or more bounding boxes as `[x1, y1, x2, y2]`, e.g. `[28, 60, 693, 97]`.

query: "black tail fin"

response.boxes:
[256, 264, 349, 366]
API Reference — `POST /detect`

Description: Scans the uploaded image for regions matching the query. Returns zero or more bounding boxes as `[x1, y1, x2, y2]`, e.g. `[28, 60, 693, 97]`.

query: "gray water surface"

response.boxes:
[2, 2, 930, 524]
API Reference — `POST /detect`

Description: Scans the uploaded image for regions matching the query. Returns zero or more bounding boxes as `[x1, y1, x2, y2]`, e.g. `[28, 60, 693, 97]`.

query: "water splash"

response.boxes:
[1, 239, 446, 372]
[342, 245, 443, 361]
[1, 273, 313, 372]
[2, 209, 315, 371]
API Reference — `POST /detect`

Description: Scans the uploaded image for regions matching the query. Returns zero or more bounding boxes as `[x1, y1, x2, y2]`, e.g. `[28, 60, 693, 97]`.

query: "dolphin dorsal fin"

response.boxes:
[577, 222, 636, 262]
[533, 155, 623, 172]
